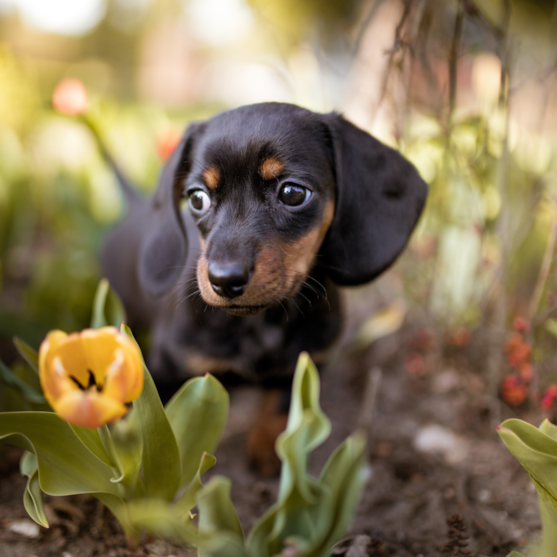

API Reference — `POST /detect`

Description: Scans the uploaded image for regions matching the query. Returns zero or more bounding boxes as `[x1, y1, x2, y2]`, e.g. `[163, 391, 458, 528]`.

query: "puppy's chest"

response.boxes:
[167, 272, 342, 381]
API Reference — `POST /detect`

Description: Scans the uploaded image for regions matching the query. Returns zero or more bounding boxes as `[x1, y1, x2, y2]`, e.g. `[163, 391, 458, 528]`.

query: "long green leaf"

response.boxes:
[135, 366, 181, 499]
[197, 477, 246, 557]
[175, 452, 217, 513]
[124, 498, 198, 545]
[312, 434, 366, 556]
[110, 410, 143, 496]
[69, 424, 113, 467]
[91, 278, 126, 329]
[166, 374, 229, 487]
[0, 412, 121, 497]
[247, 353, 332, 557]
[12, 337, 39, 374]
[0, 360, 46, 404]
[20, 451, 49, 527]
[121, 324, 181, 500]
[498, 419, 557, 524]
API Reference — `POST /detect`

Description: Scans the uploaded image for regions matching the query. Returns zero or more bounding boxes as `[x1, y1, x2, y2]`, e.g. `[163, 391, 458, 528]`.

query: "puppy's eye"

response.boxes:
[278, 184, 311, 207]
[188, 190, 211, 214]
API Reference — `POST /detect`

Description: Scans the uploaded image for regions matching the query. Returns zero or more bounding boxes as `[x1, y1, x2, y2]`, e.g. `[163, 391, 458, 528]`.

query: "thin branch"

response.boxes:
[528, 209, 557, 322]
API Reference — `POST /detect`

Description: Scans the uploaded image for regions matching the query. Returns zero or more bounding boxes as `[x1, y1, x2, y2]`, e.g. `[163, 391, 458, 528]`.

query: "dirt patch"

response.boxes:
[0, 289, 543, 556]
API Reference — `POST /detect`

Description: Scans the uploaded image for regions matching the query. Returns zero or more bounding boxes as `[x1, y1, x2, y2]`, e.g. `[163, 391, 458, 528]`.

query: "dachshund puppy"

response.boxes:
[102, 102, 428, 474]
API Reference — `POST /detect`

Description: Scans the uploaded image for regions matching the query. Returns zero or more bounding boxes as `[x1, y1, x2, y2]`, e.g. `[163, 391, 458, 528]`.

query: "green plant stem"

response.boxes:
[98, 424, 118, 470]
[538, 501, 557, 557]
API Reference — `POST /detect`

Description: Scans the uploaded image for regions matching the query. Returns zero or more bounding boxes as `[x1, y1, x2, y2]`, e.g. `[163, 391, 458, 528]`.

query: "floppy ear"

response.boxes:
[138, 123, 202, 297]
[319, 113, 428, 286]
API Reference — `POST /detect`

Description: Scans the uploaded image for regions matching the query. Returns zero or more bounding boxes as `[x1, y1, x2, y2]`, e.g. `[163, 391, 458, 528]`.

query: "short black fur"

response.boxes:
[102, 102, 427, 394]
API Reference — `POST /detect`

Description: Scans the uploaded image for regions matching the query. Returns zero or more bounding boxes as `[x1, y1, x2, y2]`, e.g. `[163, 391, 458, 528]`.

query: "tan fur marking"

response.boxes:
[282, 200, 335, 282]
[186, 354, 240, 376]
[203, 167, 220, 190]
[259, 158, 284, 180]
[196, 200, 335, 312]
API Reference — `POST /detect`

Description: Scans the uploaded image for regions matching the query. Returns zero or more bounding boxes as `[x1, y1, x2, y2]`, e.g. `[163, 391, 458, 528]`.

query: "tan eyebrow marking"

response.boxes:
[259, 158, 284, 181]
[203, 167, 220, 190]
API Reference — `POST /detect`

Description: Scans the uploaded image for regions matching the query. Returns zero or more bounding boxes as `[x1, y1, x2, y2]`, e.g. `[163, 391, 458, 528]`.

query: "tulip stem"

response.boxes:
[98, 424, 118, 470]
[538, 499, 557, 557]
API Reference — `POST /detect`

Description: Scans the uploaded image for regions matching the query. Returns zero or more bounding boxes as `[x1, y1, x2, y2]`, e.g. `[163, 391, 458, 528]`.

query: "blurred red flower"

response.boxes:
[513, 317, 530, 334]
[410, 329, 434, 352]
[405, 352, 425, 376]
[542, 385, 557, 411]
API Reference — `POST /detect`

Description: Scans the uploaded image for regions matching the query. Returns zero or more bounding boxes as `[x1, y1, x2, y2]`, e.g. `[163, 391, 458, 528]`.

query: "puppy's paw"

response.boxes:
[246, 390, 288, 476]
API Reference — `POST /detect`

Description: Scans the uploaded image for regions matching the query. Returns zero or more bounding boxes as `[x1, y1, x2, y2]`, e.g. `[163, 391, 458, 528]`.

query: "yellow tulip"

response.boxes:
[39, 327, 144, 429]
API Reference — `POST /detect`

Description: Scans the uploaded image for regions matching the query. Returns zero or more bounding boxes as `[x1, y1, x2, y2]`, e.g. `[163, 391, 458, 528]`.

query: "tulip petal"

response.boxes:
[55, 391, 128, 429]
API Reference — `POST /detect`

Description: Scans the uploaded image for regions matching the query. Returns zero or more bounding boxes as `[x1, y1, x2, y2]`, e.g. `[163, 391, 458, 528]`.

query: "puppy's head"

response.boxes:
[137, 103, 428, 315]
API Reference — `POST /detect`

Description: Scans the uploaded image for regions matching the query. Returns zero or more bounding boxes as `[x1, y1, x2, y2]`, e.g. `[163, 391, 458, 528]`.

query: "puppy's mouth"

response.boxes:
[221, 304, 269, 317]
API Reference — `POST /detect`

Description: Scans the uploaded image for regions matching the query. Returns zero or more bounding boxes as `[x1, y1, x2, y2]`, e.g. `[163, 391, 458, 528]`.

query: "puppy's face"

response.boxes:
[178, 104, 336, 316]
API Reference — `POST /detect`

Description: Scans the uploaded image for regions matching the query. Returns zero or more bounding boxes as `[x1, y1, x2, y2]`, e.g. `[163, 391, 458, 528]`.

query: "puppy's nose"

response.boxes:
[207, 261, 251, 299]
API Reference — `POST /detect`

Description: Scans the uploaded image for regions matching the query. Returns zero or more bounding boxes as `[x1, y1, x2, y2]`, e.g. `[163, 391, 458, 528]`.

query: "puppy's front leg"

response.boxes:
[246, 388, 290, 477]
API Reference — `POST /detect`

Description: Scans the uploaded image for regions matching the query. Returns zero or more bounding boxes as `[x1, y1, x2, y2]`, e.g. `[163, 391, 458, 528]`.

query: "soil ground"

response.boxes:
[0, 285, 543, 557]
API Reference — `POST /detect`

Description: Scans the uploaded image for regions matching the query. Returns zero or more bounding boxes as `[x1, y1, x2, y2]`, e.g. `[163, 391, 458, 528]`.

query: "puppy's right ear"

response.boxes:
[138, 122, 202, 297]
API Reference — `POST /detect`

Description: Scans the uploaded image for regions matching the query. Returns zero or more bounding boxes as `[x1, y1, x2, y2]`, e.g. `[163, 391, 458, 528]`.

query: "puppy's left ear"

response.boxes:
[137, 123, 202, 297]
[320, 113, 428, 286]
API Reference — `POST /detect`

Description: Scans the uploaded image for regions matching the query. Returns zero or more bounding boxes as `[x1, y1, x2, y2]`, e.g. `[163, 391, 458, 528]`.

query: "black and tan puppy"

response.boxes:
[102, 102, 427, 474]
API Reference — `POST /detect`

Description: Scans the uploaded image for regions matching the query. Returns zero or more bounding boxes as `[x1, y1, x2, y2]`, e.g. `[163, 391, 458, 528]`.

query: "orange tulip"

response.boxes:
[39, 327, 143, 428]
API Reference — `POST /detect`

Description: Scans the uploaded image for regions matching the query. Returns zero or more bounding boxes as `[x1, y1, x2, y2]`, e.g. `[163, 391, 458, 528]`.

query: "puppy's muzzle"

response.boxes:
[207, 260, 252, 299]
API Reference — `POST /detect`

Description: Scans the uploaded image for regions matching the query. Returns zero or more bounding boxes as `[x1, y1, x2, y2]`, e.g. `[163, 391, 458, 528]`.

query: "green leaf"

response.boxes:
[13, 337, 39, 374]
[498, 419, 557, 524]
[313, 433, 366, 556]
[540, 419, 557, 443]
[20, 451, 49, 527]
[277, 352, 331, 502]
[247, 353, 332, 557]
[246, 353, 366, 557]
[124, 498, 198, 545]
[122, 324, 181, 500]
[121, 323, 181, 501]
[166, 374, 229, 487]
[0, 359, 46, 405]
[0, 412, 122, 498]
[175, 452, 217, 513]
[135, 366, 181, 499]
[197, 477, 246, 557]
[110, 410, 144, 496]
[69, 424, 113, 467]
[91, 278, 126, 329]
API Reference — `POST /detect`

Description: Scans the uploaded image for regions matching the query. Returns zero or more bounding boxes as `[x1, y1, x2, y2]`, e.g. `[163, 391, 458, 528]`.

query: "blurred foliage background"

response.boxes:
[2, 0, 557, 409]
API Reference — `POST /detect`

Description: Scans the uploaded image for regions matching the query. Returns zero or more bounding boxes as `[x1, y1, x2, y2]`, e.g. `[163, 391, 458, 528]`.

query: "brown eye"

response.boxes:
[188, 190, 211, 214]
[278, 184, 311, 207]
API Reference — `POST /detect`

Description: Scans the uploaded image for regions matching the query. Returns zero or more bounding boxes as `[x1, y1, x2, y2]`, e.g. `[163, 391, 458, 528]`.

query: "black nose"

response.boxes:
[207, 261, 251, 299]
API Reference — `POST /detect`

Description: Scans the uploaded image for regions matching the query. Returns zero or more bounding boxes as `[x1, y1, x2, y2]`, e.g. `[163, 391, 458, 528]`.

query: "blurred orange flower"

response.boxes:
[505, 333, 531, 370]
[447, 326, 472, 347]
[501, 375, 528, 407]
[39, 327, 143, 428]
[52, 78, 88, 116]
